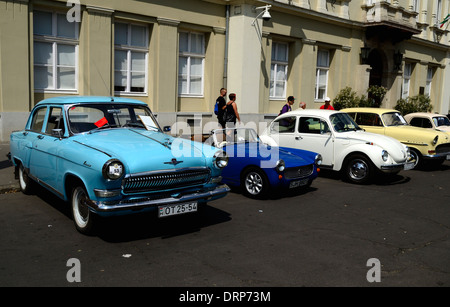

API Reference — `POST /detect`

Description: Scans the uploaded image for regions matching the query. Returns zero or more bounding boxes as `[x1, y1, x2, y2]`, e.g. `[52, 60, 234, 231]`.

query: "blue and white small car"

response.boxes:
[9, 96, 229, 234]
[207, 128, 321, 198]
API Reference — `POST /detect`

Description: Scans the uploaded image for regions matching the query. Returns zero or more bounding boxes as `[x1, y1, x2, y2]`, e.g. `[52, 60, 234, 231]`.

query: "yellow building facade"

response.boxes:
[0, 0, 449, 142]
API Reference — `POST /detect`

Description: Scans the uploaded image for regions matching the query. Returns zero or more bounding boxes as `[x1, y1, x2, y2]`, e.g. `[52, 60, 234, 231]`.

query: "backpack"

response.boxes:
[214, 101, 219, 115]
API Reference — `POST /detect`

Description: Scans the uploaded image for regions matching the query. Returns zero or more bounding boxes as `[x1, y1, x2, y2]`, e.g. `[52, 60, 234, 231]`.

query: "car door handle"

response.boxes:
[295, 136, 302, 140]
[37, 135, 44, 139]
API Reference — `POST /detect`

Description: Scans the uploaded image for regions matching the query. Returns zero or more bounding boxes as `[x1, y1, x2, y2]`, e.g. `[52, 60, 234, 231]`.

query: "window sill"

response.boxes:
[34, 89, 78, 94]
[114, 92, 148, 97]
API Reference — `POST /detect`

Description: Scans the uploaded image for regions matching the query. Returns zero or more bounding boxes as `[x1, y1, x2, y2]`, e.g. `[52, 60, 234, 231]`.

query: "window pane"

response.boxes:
[131, 72, 145, 90]
[190, 33, 204, 54]
[131, 25, 146, 47]
[114, 50, 128, 71]
[57, 44, 76, 66]
[179, 32, 189, 53]
[30, 108, 47, 132]
[276, 65, 286, 80]
[131, 52, 145, 72]
[318, 69, 327, 85]
[114, 71, 127, 91]
[57, 14, 77, 38]
[115, 23, 128, 45]
[179, 56, 188, 75]
[317, 50, 329, 67]
[34, 66, 53, 89]
[190, 57, 203, 76]
[190, 76, 202, 94]
[57, 67, 75, 89]
[178, 75, 188, 94]
[275, 81, 285, 97]
[34, 11, 53, 36]
[274, 43, 287, 62]
[34, 42, 53, 65]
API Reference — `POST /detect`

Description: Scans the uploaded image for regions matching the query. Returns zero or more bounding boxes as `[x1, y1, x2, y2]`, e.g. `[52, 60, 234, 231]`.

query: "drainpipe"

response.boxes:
[223, 4, 230, 88]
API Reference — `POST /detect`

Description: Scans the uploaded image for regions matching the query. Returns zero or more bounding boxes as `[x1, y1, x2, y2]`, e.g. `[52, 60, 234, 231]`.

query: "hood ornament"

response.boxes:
[164, 158, 183, 166]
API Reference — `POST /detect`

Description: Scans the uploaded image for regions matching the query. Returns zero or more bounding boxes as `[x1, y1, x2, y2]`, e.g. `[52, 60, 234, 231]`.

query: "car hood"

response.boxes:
[72, 129, 208, 173]
[342, 130, 408, 162]
[224, 142, 316, 168]
[385, 125, 450, 145]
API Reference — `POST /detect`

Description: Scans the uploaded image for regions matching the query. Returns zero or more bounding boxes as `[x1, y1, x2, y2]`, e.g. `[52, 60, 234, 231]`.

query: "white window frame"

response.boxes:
[425, 66, 434, 97]
[315, 49, 330, 101]
[178, 31, 205, 97]
[114, 22, 149, 95]
[402, 63, 412, 99]
[270, 42, 289, 100]
[33, 10, 79, 93]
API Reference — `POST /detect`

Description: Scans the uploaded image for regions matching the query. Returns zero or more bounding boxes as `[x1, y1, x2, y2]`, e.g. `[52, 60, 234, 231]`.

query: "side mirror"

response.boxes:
[163, 126, 171, 132]
[52, 129, 63, 139]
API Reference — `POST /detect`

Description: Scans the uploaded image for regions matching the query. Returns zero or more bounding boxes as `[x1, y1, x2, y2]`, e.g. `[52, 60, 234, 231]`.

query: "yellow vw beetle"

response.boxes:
[342, 108, 450, 168]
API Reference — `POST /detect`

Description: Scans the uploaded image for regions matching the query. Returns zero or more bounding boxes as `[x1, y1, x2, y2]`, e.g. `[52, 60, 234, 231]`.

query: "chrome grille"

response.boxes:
[284, 165, 314, 179]
[122, 168, 211, 194]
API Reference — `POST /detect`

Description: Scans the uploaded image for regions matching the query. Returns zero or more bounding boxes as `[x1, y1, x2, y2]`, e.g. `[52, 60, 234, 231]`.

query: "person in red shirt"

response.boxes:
[320, 97, 334, 110]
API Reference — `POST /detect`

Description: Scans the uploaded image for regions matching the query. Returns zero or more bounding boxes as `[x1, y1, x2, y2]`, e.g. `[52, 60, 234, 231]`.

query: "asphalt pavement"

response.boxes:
[0, 142, 19, 192]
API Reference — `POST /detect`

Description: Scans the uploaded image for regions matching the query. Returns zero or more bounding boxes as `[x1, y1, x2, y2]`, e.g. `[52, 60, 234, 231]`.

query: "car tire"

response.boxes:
[344, 154, 373, 184]
[71, 185, 96, 235]
[409, 148, 422, 169]
[18, 164, 34, 195]
[241, 167, 270, 199]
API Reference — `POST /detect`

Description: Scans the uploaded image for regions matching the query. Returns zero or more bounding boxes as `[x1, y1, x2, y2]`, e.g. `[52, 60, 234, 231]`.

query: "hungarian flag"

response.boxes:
[440, 14, 450, 28]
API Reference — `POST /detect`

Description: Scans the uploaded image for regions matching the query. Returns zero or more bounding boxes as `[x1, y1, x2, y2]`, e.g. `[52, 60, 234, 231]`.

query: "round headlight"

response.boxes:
[381, 150, 389, 162]
[102, 159, 124, 180]
[214, 150, 229, 169]
[315, 154, 323, 166]
[432, 135, 439, 145]
[276, 159, 285, 172]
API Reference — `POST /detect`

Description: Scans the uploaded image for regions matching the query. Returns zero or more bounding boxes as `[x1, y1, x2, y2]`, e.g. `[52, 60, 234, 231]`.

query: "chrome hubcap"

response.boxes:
[349, 159, 368, 180]
[245, 172, 263, 195]
[73, 188, 89, 227]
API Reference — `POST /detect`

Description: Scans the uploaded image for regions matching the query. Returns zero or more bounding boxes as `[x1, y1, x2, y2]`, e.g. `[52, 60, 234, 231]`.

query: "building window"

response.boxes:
[402, 63, 412, 99]
[33, 10, 79, 92]
[270, 42, 289, 99]
[425, 66, 434, 97]
[114, 22, 148, 94]
[436, 0, 442, 25]
[178, 31, 205, 96]
[315, 49, 330, 100]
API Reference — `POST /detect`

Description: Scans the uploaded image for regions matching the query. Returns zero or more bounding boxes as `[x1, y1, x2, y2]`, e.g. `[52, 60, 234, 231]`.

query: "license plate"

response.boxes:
[289, 178, 309, 188]
[404, 161, 415, 170]
[158, 202, 198, 218]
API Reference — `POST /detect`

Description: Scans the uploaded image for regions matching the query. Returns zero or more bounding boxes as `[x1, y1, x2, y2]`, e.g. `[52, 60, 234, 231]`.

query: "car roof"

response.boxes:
[404, 112, 447, 118]
[340, 107, 398, 114]
[35, 96, 147, 106]
[279, 109, 339, 117]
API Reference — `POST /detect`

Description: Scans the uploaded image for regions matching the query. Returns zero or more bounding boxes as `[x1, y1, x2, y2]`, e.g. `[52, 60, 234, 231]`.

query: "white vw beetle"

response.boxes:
[260, 109, 413, 184]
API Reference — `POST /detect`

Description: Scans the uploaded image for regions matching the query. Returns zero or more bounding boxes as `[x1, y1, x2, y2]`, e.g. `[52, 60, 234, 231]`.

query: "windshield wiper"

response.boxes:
[88, 123, 119, 134]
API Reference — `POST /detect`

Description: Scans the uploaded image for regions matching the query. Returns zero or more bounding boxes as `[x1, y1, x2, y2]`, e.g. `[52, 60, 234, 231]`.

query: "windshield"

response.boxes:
[329, 113, 362, 132]
[67, 103, 160, 134]
[213, 128, 260, 146]
[433, 116, 450, 127]
[382, 112, 408, 126]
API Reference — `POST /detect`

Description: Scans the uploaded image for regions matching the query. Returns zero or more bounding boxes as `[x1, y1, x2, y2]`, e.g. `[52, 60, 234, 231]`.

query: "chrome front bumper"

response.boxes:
[380, 160, 415, 173]
[89, 184, 230, 214]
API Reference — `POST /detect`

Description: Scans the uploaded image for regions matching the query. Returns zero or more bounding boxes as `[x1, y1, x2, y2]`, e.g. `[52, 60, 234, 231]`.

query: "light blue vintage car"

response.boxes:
[9, 96, 229, 234]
